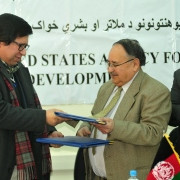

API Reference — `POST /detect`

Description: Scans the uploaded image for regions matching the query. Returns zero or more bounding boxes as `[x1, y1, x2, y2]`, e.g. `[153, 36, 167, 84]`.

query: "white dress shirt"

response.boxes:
[88, 73, 138, 178]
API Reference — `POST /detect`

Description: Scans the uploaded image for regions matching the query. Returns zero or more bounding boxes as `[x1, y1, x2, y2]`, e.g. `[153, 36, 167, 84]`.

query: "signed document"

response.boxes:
[55, 112, 106, 124]
[36, 136, 112, 148]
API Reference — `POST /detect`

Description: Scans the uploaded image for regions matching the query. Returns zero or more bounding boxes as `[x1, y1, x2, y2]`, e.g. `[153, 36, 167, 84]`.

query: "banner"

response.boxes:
[0, 0, 180, 105]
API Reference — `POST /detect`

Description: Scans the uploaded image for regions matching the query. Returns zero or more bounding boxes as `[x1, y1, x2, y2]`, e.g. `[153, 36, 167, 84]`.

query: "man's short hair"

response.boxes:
[0, 13, 33, 45]
[113, 39, 146, 66]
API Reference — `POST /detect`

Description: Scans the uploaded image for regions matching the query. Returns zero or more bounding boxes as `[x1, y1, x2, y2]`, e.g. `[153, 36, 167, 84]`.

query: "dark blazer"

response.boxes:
[80, 69, 172, 180]
[0, 61, 55, 180]
[169, 69, 180, 154]
[169, 69, 180, 126]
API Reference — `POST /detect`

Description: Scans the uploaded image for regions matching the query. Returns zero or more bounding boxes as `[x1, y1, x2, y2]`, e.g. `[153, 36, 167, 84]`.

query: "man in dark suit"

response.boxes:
[169, 69, 180, 154]
[147, 70, 180, 179]
[0, 13, 71, 180]
[77, 39, 172, 180]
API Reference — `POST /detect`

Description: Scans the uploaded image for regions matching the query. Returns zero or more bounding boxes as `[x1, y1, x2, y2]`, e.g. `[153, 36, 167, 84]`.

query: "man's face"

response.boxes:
[0, 36, 29, 66]
[107, 44, 140, 87]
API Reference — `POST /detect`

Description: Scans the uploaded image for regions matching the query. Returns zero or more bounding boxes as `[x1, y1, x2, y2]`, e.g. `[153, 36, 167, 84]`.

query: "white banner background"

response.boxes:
[0, 0, 180, 105]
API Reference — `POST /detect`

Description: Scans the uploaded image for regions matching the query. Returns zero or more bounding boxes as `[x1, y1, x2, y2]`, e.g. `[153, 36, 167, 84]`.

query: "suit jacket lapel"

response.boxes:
[114, 69, 145, 120]
[15, 65, 36, 107]
[92, 81, 116, 115]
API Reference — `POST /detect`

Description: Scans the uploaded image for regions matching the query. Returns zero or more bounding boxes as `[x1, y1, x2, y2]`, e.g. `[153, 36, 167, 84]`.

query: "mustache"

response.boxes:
[109, 72, 117, 76]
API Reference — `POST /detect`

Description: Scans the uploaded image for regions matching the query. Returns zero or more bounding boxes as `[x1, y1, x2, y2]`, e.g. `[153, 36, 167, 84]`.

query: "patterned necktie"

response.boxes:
[92, 87, 122, 155]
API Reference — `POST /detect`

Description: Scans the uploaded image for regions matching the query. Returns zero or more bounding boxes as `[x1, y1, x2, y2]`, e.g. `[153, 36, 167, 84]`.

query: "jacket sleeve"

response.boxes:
[0, 91, 46, 132]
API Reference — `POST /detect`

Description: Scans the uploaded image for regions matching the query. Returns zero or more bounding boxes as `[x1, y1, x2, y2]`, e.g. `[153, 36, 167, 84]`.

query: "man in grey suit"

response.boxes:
[77, 39, 172, 180]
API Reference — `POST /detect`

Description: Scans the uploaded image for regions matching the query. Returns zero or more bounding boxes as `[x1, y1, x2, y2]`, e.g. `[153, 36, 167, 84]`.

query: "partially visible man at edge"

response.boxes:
[168, 69, 180, 156]
[0, 13, 77, 180]
[76, 39, 172, 180]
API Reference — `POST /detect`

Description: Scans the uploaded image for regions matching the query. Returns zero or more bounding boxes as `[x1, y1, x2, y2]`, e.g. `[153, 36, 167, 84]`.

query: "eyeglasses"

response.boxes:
[12, 41, 30, 51]
[106, 58, 135, 68]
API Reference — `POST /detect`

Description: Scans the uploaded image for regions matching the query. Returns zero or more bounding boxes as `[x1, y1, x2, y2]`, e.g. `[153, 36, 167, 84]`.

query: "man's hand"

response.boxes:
[46, 109, 70, 126]
[92, 117, 114, 134]
[48, 131, 64, 148]
[76, 126, 91, 137]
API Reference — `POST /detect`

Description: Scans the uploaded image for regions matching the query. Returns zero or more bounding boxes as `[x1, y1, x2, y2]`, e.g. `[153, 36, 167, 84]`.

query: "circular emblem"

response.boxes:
[152, 161, 174, 180]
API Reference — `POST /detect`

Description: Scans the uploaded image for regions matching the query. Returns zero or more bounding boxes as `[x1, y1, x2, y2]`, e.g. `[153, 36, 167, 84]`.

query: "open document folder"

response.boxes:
[36, 136, 113, 148]
[55, 112, 106, 125]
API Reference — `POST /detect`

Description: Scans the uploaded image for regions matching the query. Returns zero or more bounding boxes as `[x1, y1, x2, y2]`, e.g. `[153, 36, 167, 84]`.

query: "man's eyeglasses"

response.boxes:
[12, 41, 30, 51]
[106, 58, 135, 68]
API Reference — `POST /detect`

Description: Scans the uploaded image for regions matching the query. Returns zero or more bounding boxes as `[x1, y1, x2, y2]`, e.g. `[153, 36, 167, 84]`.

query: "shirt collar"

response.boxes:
[114, 71, 139, 93]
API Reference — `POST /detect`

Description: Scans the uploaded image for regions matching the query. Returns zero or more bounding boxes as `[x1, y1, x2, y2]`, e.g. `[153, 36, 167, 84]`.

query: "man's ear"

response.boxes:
[133, 58, 140, 71]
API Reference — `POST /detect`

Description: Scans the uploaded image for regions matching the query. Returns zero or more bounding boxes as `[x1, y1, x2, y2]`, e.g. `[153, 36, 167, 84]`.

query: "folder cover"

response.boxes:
[55, 112, 106, 124]
[36, 136, 111, 148]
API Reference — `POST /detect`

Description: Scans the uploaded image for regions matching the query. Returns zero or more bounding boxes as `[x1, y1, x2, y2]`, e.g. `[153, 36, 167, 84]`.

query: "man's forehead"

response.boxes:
[108, 45, 128, 62]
